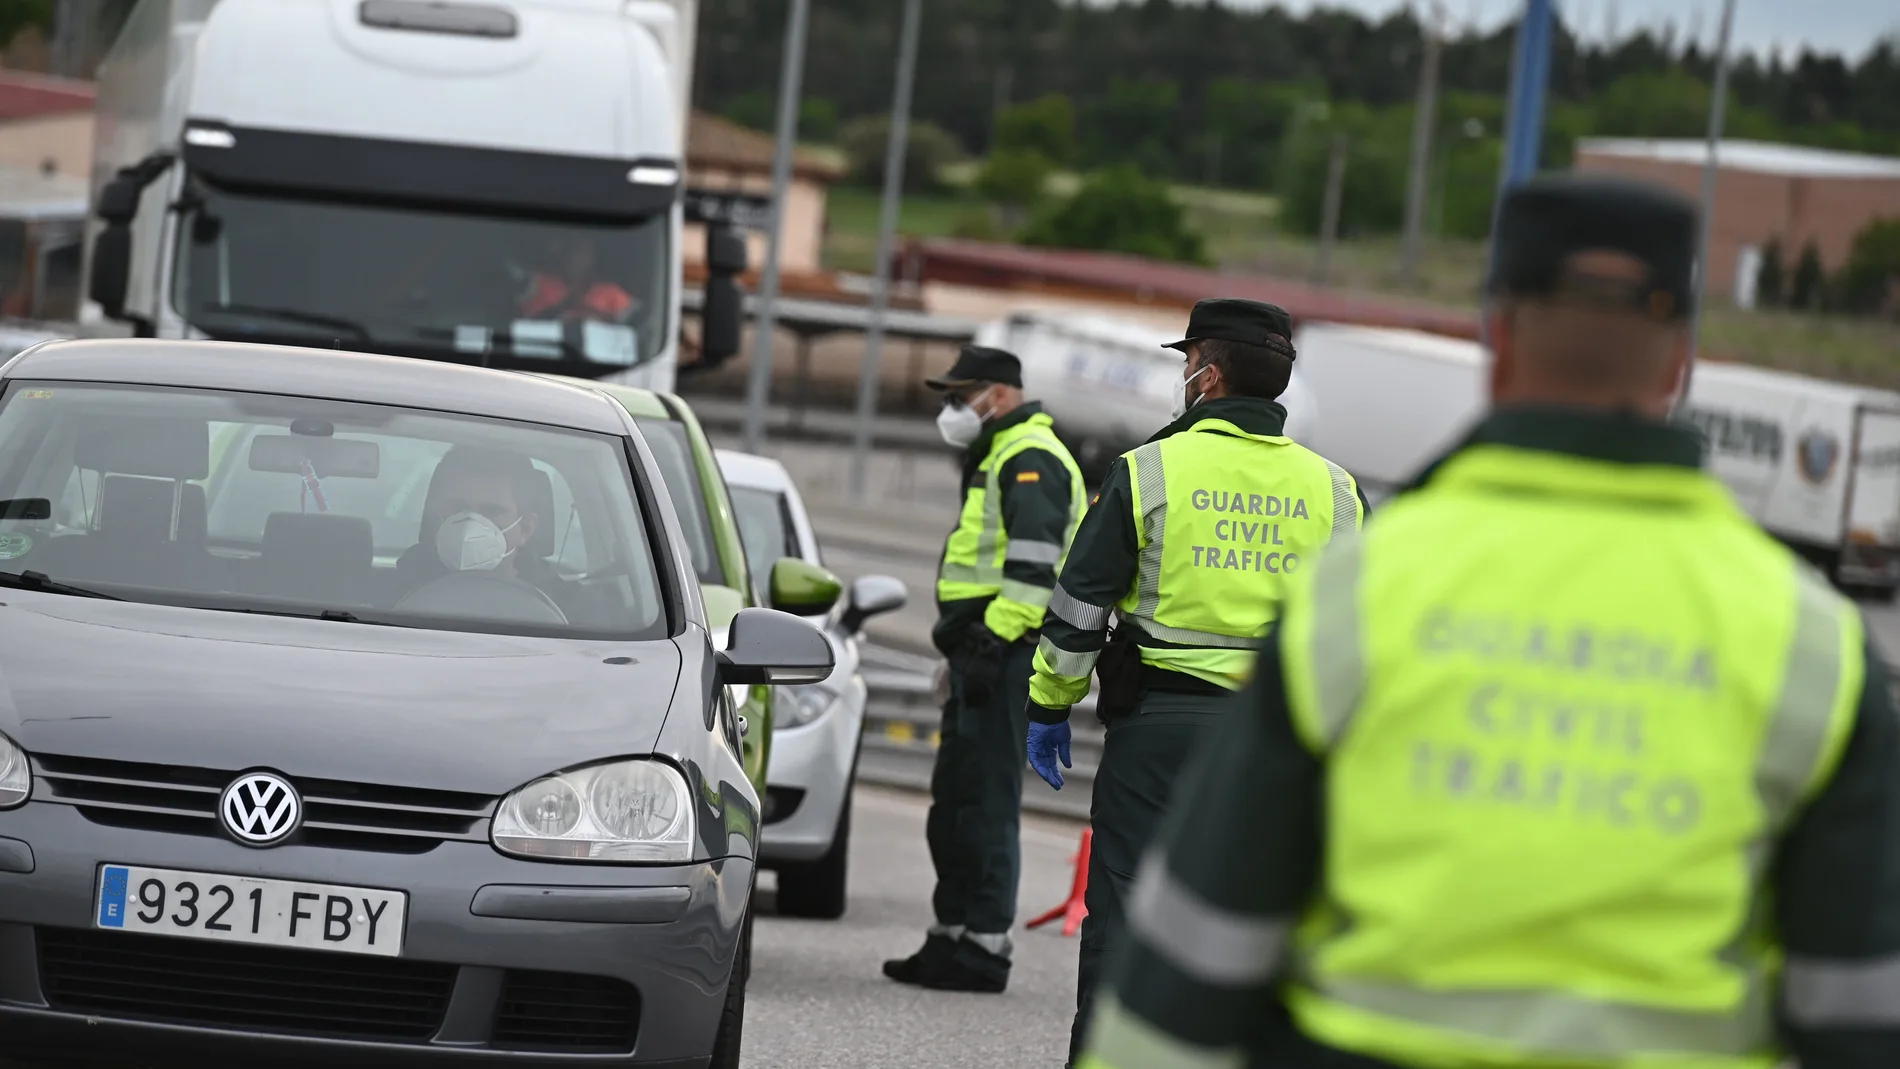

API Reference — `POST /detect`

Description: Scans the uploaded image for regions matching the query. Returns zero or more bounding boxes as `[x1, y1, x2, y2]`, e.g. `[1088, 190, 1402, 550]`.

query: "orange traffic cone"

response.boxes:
[1026, 825, 1092, 937]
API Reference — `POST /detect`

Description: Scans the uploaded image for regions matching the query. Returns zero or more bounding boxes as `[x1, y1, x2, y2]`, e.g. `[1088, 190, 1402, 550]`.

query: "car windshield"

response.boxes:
[172, 183, 672, 370]
[728, 485, 797, 586]
[633, 417, 723, 587]
[0, 381, 668, 639]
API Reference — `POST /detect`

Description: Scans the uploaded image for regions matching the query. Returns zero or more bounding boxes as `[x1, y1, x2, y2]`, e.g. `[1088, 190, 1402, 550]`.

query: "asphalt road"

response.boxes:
[746, 786, 1086, 1069]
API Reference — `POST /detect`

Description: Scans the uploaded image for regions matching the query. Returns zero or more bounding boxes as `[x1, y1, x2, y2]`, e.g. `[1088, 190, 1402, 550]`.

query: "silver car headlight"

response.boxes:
[492, 759, 694, 862]
[0, 732, 27, 809]
[778, 683, 842, 729]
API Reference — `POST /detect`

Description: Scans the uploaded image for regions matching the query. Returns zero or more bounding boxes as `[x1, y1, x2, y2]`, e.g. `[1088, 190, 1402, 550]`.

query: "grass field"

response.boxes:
[818, 179, 1900, 388]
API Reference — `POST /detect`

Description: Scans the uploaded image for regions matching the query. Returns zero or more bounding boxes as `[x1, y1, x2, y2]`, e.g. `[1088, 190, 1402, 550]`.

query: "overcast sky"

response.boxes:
[1205, 1, 1899, 61]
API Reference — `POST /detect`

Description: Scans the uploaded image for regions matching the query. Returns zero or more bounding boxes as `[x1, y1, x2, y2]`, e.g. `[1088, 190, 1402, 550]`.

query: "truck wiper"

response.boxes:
[0, 570, 124, 600]
[203, 304, 372, 342]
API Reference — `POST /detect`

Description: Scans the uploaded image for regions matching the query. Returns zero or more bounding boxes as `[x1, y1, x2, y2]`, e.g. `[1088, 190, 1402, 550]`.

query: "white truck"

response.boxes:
[1294, 321, 1900, 598]
[78, 0, 745, 387]
[974, 309, 1319, 482]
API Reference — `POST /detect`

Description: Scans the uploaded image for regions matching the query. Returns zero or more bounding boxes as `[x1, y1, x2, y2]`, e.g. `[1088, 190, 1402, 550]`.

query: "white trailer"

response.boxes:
[974, 309, 1319, 481]
[1294, 321, 1900, 597]
[79, 0, 744, 387]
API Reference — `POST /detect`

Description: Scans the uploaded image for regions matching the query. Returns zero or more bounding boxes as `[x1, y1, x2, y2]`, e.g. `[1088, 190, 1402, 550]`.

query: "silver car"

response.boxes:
[0, 339, 831, 1067]
[714, 449, 906, 920]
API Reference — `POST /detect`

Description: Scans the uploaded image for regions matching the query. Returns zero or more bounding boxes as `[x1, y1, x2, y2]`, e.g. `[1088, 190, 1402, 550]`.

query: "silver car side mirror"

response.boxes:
[841, 574, 907, 635]
[716, 607, 834, 685]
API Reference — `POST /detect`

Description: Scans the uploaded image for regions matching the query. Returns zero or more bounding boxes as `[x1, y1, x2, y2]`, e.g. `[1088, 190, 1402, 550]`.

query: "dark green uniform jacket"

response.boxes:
[931, 401, 1080, 656]
[1090, 406, 1900, 1069]
[1028, 397, 1370, 723]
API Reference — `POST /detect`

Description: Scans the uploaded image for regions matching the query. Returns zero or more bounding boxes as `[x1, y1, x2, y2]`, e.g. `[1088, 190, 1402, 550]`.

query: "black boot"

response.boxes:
[917, 934, 1010, 993]
[882, 930, 958, 985]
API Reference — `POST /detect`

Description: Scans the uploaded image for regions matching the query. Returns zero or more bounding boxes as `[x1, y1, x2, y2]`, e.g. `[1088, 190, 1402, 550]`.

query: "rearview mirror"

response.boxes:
[841, 574, 908, 635]
[88, 225, 131, 320]
[717, 607, 834, 685]
[699, 224, 747, 366]
[769, 557, 842, 616]
[248, 434, 381, 478]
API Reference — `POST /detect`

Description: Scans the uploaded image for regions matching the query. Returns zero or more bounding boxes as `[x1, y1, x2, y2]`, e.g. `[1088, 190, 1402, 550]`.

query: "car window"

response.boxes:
[632, 416, 722, 586]
[0, 380, 666, 639]
[728, 485, 800, 587]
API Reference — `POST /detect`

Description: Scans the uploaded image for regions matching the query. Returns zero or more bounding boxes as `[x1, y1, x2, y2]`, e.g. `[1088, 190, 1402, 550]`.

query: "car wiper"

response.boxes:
[0, 570, 124, 600]
[200, 304, 372, 342]
[220, 605, 411, 628]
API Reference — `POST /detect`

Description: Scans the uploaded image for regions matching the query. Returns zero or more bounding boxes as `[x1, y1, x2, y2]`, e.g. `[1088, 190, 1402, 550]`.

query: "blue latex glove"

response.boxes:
[1027, 720, 1073, 790]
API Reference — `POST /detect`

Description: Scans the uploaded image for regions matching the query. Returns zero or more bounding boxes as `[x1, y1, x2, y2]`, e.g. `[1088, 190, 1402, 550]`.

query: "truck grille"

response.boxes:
[31, 753, 494, 852]
[37, 927, 456, 1040]
[493, 969, 641, 1052]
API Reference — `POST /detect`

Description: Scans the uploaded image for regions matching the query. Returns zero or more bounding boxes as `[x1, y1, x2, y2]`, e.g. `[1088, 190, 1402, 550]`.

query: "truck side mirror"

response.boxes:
[88, 225, 132, 320]
[700, 224, 748, 366]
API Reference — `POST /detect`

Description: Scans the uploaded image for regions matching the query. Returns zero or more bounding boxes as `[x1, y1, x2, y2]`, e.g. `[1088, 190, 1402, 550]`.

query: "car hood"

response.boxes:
[0, 594, 681, 795]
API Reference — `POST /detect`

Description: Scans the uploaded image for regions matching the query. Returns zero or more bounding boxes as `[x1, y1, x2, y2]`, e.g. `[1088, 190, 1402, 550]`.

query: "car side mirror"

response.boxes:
[768, 557, 842, 616]
[716, 607, 834, 685]
[699, 224, 747, 366]
[841, 574, 907, 635]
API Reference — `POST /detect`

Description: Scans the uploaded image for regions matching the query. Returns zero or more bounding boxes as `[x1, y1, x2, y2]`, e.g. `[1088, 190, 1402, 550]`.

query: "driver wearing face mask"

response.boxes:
[394, 446, 589, 622]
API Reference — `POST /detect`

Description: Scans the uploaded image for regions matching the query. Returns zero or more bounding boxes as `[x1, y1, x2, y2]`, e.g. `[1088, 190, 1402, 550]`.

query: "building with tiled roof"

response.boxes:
[0, 70, 95, 180]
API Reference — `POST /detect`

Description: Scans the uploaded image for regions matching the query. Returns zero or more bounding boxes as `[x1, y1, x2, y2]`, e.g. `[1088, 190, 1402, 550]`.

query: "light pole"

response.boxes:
[739, 0, 813, 455]
[1485, 0, 1554, 288]
[1689, 0, 1739, 379]
[1400, 1, 1446, 286]
[847, 0, 925, 500]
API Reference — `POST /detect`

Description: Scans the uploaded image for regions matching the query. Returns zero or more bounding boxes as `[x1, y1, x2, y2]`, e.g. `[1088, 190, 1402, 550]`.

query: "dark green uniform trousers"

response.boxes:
[927, 638, 1037, 935]
[1068, 700, 1225, 1065]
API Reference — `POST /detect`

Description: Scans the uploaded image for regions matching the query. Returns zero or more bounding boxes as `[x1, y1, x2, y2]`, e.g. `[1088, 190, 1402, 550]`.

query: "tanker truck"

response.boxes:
[78, 0, 744, 387]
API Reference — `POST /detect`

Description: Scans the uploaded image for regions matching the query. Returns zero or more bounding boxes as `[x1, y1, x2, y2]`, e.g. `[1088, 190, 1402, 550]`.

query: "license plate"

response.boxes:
[94, 864, 406, 957]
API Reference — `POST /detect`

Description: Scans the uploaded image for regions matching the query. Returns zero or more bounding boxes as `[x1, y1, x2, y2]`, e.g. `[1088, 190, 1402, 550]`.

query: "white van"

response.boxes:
[1293, 321, 1900, 598]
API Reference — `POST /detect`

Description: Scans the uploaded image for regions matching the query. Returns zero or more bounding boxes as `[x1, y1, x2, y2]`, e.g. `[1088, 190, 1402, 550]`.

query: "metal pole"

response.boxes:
[1486, 0, 1555, 283]
[1400, 2, 1444, 286]
[1688, 0, 1737, 376]
[1313, 135, 1349, 286]
[848, 0, 924, 500]
[740, 0, 812, 455]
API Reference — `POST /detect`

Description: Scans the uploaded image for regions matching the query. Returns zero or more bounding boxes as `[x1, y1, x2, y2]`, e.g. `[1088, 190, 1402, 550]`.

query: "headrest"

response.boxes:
[263, 512, 373, 566]
[97, 475, 206, 542]
[75, 416, 210, 480]
[527, 466, 556, 557]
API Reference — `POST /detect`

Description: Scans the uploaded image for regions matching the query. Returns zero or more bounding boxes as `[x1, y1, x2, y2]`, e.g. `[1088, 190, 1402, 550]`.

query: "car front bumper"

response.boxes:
[0, 801, 751, 1066]
[759, 674, 865, 865]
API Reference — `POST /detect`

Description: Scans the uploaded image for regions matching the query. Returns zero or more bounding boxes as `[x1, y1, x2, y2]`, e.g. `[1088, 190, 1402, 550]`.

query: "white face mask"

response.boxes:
[1171, 363, 1212, 421]
[436, 511, 521, 572]
[936, 387, 991, 448]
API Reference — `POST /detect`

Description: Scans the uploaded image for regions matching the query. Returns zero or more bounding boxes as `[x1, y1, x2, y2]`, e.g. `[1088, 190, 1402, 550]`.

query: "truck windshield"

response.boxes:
[0, 380, 670, 640]
[171, 184, 671, 370]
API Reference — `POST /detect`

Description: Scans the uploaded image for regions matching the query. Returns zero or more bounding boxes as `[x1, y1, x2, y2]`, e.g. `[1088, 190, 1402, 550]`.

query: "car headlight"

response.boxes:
[778, 683, 842, 729]
[492, 759, 694, 862]
[0, 732, 27, 809]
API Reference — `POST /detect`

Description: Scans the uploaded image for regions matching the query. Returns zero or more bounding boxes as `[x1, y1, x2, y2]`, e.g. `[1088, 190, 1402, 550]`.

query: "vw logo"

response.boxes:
[219, 772, 302, 847]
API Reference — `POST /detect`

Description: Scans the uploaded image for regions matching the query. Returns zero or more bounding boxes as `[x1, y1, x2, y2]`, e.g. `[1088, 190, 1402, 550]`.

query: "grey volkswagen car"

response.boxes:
[0, 339, 830, 1067]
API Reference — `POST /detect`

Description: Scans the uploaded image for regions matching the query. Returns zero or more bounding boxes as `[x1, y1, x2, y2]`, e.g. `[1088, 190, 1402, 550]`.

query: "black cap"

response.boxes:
[925, 345, 1022, 391]
[1488, 174, 1699, 321]
[1163, 298, 1294, 355]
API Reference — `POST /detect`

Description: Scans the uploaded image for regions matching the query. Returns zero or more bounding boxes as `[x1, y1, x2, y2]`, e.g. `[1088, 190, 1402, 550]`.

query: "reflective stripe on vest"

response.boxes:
[1275, 445, 1864, 1069]
[1118, 423, 1359, 687]
[937, 422, 1086, 602]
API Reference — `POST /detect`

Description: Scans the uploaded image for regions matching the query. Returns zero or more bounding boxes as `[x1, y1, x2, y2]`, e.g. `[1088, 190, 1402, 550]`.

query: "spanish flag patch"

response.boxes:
[1016, 471, 1041, 483]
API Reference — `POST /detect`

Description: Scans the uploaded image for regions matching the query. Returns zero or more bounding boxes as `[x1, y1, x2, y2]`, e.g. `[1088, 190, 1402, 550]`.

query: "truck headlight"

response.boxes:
[493, 760, 694, 862]
[0, 732, 27, 809]
[778, 683, 842, 729]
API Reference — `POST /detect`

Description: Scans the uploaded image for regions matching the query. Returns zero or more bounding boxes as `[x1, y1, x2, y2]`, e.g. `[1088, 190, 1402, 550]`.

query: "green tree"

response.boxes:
[974, 147, 1054, 216]
[1756, 238, 1785, 308]
[1079, 79, 1181, 179]
[801, 98, 841, 143]
[838, 117, 965, 193]
[1279, 103, 1411, 238]
[1791, 240, 1828, 311]
[1020, 164, 1208, 264]
[1837, 217, 1900, 315]
[1590, 70, 1713, 137]
[0, 1, 51, 51]
[993, 94, 1075, 164]
[719, 91, 774, 132]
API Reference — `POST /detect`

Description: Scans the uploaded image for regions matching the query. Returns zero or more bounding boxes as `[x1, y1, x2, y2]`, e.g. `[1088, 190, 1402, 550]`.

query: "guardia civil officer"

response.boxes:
[1022, 298, 1366, 1063]
[882, 345, 1087, 994]
[1079, 174, 1900, 1069]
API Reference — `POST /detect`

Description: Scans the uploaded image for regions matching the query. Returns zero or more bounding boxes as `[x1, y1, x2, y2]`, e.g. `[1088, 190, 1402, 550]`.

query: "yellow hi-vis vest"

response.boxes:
[937, 412, 1087, 631]
[1120, 418, 1360, 689]
[1278, 444, 1864, 1069]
